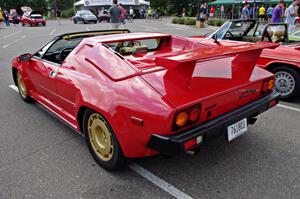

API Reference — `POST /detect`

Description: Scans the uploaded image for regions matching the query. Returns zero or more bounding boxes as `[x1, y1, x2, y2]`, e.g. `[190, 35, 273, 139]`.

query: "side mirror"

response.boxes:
[18, 53, 31, 62]
[212, 34, 219, 43]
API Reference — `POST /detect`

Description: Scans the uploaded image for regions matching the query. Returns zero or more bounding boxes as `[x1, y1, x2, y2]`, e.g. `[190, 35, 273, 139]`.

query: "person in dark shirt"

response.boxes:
[109, 0, 122, 29]
[272, 0, 285, 23]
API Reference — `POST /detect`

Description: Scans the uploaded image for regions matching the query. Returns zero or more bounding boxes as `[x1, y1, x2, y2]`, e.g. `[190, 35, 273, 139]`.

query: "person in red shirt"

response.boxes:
[118, 3, 126, 25]
[210, 6, 215, 17]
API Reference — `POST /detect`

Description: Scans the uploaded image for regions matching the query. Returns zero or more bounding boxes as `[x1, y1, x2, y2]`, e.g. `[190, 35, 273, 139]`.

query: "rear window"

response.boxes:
[105, 38, 162, 55]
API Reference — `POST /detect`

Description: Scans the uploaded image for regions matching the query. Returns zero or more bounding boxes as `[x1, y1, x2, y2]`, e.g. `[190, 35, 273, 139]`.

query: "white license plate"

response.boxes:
[227, 118, 248, 142]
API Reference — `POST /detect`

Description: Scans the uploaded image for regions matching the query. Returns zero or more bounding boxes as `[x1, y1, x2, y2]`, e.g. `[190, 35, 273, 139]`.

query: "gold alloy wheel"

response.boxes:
[88, 113, 114, 161]
[17, 72, 28, 99]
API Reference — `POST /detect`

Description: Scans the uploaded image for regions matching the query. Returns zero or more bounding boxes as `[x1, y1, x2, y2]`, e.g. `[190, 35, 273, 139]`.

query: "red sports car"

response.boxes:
[21, 11, 46, 27]
[208, 19, 300, 100]
[12, 30, 279, 170]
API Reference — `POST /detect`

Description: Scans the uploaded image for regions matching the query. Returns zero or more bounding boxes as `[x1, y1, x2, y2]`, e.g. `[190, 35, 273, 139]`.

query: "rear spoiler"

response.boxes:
[58, 29, 130, 40]
[155, 42, 279, 69]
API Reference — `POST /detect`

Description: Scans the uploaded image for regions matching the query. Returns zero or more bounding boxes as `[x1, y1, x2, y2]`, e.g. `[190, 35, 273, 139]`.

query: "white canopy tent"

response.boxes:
[74, 0, 150, 7]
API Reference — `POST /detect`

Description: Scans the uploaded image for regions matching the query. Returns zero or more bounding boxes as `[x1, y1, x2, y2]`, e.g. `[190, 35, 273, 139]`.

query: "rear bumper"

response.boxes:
[147, 92, 280, 155]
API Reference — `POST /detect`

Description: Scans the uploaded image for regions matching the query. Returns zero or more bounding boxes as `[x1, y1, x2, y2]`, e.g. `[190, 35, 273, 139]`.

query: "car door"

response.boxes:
[25, 39, 61, 104]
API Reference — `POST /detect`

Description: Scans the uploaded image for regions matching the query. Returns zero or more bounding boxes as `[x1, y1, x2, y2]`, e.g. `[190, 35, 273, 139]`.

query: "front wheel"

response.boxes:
[271, 66, 300, 101]
[16, 71, 33, 103]
[83, 109, 126, 171]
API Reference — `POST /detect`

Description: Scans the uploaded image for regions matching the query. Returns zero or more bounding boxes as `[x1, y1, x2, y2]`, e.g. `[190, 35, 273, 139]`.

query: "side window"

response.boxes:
[41, 37, 82, 63]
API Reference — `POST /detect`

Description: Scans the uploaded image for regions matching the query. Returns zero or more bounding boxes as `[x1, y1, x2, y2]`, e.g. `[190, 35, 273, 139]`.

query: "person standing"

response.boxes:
[4, 10, 9, 27]
[182, 8, 186, 18]
[119, 3, 126, 26]
[109, 0, 122, 29]
[267, 5, 274, 22]
[259, 5, 266, 23]
[285, 0, 299, 33]
[250, 6, 254, 19]
[129, 7, 134, 22]
[241, 3, 250, 19]
[55, 9, 61, 26]
[0, 9, 4, 29]
[12, 11, 19, 27]
[272, 0, 285, 23]
[209, 6, 215, 18]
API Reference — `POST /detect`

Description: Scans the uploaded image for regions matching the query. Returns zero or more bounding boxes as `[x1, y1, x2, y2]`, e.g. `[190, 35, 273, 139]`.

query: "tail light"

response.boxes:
[173, 104, 201, 131]
[261, 78, 275, 95]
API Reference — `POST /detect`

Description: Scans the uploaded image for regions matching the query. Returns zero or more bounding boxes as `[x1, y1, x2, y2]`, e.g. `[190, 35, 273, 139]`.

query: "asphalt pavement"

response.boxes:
[0, 18, 299, 199]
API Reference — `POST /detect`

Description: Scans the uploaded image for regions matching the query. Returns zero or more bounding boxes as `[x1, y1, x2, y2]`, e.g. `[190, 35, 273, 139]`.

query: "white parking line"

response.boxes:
[9, 85, 19, 93]
[3, 31, 22, 39]
[277, 104, 300, 113]
[49, 29, 57, 36]
[2, 35, 26, 48]
[129, 163, 193, 199]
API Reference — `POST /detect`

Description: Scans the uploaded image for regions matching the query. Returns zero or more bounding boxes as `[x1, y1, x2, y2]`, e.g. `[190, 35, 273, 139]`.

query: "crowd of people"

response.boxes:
[241, 0, 299, 33]
[0, 8, 19, 29]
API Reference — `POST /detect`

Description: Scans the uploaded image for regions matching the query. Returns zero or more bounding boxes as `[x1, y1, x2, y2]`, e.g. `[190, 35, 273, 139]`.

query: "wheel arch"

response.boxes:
[12, 67, 18, 86]
[265, 62, 300, 74]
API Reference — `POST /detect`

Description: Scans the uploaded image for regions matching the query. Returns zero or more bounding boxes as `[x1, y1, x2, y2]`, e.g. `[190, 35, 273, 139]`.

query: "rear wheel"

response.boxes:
[271, 66, 300, 101]
[16, 71, 33, 103]
[83, 109, 126, 171]
[73, 20, 77, 24]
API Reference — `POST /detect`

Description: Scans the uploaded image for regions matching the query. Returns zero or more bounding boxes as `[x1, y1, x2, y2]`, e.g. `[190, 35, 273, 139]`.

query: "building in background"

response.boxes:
[74, 0, 150, 17]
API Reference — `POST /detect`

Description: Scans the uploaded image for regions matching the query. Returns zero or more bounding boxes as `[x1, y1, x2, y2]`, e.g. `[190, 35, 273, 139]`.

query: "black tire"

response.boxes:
[83, 20, 87, 24]
[15, 70, 34, 103]
[94, 21, 97, 24]
[42, 23, 46, 26]
[271, 66, 300, 101]
[83, 109, 126, 171]
[22, 23, 25, 26]
[73, 20, 77, 24]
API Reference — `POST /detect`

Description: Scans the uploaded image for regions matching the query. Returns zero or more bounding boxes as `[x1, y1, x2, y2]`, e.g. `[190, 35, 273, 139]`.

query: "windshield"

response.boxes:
[31, 14, 43, 19]
[79, 11, 93, 15]
[207, 21, 231, 40]
[208, 21, 256, 40]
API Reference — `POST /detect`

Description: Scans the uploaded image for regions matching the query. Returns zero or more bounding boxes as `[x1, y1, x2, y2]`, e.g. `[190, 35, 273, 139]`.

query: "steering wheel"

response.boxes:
[57, 48, 73, 63]
[225, 31, 234, 38]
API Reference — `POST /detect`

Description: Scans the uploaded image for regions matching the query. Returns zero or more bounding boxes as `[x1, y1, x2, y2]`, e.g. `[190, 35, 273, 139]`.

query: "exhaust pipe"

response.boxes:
[186, 148, 200, 156]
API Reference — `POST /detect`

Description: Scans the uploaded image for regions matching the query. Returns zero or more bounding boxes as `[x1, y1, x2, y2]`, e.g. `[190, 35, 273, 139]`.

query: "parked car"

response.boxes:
[21, 11, 46, 26]
[73, 10, 97, 24]
[207, 19, 300, 100]
[12, 29, 280, 171]
[98, 9, 110, 23]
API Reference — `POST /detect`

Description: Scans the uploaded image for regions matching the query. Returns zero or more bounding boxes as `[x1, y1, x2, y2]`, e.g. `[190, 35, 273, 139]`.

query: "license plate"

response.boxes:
[227, 118, 248, 141]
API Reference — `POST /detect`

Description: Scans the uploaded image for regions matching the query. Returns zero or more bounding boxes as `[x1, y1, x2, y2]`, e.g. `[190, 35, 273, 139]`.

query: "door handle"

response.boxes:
[49, 70, 57, 78]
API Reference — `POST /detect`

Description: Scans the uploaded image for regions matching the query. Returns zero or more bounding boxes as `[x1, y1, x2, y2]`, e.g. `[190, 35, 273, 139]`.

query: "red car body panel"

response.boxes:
[257, 44, 300, 70]
[12, 32, 279, 158]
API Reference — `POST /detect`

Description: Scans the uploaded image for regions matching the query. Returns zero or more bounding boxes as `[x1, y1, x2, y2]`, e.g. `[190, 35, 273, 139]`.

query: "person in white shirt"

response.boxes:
[285, 0, 299, 33]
